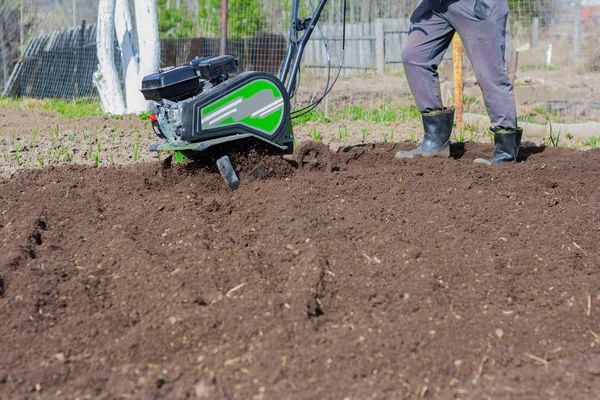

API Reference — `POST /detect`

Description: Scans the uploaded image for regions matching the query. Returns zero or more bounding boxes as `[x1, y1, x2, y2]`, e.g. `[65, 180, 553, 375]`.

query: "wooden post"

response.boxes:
[220, 0, 228, 56]
[531, 17, 539, 48]
[452, 33, 463, 130]
[375, 19, 384, 75]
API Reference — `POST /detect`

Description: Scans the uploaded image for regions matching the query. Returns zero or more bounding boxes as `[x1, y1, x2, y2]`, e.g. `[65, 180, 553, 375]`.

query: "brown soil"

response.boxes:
[1, 134, 600, 399]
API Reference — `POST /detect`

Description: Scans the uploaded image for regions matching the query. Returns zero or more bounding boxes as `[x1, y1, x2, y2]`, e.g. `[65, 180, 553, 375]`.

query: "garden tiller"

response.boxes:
[140, 0, 346, 187]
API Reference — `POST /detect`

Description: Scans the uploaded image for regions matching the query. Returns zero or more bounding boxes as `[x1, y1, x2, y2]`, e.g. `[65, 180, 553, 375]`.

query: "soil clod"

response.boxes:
[293, 140, 333, 172]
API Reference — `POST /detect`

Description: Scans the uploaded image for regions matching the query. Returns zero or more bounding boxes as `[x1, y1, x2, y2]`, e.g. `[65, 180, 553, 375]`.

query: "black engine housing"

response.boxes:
[140, 55, 238, 102]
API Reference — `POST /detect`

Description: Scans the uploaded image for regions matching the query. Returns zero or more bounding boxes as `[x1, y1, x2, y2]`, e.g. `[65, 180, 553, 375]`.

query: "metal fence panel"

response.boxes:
[1, 0, 599, 123]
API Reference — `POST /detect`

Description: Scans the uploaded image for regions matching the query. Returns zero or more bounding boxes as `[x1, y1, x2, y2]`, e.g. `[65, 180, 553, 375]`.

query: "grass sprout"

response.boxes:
[409, 130, 420, 143]
[586, 137, 598, 149]
[546, 122, 561, 147]
[94, 140, 101, 165]
[361, 128, 369, 140]
[311, 127, 323, 142]
[453, 128, 466, 143]
[133, 133, 141, 161]
[14, 144, 21, 166]
[30, 129, 39, 147]
[381, 131, 388, 143]
[338, 126, 349, 141]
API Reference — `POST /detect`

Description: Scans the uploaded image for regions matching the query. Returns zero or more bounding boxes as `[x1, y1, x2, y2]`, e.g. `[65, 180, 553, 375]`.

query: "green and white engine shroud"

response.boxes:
[148, 71, 293, 154]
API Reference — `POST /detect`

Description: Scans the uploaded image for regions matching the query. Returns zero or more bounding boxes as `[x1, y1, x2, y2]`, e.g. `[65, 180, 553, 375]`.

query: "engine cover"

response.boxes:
[168, 71, 292, 148]
[140, 56, 238, 102]
[141, 65, 201, 101]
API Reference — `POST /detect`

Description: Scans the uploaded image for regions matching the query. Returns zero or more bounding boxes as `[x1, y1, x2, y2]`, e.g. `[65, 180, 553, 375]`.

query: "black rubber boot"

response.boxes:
[395, 107, 454, 159]
[474, 127, 523, 165]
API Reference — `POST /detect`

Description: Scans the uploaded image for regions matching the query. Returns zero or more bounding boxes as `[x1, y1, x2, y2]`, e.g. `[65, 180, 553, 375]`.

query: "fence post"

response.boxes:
[220, 0, 228, 56]
[573, 1, 581, 65]
[20, 0, 24, 55]
[375, 19, 384, 75]
[531, 17, 539, 48]
[73, 20, 86, 98]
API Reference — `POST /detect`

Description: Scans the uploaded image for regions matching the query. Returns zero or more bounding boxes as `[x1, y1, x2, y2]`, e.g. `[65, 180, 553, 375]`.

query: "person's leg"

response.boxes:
[402, 0, 456, 112]
[396, 0, 457, 159]
[447, 0, 521, 163]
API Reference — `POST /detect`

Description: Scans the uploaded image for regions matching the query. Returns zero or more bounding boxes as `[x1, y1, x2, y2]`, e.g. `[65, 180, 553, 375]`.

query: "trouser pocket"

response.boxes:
[410, 0, 432, 23]
[473, 0, 490, 20]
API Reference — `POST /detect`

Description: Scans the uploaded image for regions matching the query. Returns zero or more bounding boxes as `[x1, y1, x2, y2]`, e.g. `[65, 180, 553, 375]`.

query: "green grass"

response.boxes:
[519, 106, 567, 125]
[381, 131, 389, 143]
[42, 98, 104, 118]
[292, 101, 421, 126]
[409, 130, 419, 143]
[518, 115, 536, 124]
[14, 144, 21, 166]
[452, 124, 478, 143]
[337, 126, 350, 141]
[535, 106, 567, 124]
[0, 96, 104, 118]
[133, 133, 141, 161]
[93, 140, 102, 165]
[545, 122, 562, 147]
[138, 111, 152, 120]
[361, 128, 369, 140]
[453, 128, 466, 143]
[519, 64, 555, 71]
[463, 96, 479, 106]
[310, 126, 323, 142]
[42, 98, 102, 118]
[0, 96, 154, 119]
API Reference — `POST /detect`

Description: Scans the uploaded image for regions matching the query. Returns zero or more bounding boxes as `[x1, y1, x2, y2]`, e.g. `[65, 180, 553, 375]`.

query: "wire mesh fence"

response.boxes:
[1, 0, 599, 122]
[3, 23, 105, 99]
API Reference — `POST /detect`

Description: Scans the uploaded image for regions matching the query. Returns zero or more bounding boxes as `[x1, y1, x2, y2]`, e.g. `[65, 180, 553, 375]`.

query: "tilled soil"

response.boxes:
[0, 107, 425, 182]
[1, 142, 600, 400]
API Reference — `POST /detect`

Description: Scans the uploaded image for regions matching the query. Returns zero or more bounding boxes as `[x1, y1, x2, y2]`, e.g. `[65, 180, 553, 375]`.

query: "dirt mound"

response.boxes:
[1, 143, 600, 399]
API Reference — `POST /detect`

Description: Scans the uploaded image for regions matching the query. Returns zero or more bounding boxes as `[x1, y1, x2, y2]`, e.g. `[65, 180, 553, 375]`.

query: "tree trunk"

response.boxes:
[93, 0, 126, 115]
[134, 0, 160, 92]
[115, 0, 149, 113]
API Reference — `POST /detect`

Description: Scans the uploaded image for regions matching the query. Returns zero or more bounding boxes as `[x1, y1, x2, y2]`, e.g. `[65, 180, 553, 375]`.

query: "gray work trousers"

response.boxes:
[402, 0, 517, 129]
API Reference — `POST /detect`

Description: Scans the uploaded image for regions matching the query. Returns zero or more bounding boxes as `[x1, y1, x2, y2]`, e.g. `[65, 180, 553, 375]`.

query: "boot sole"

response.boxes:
[395, 145, 450, 160]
